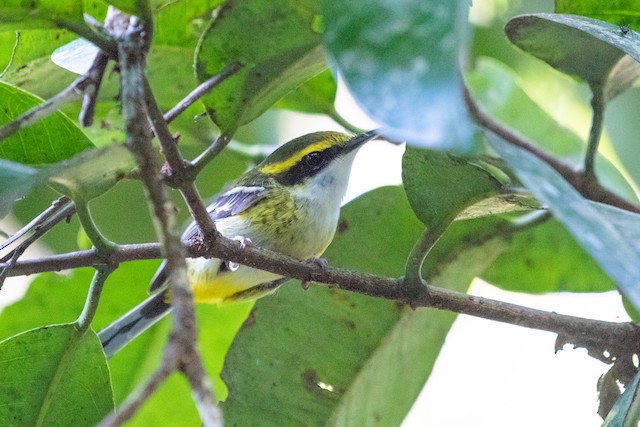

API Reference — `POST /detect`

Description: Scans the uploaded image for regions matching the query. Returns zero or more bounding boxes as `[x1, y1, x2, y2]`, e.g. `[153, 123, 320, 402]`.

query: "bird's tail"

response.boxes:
[98, 290, 172, 358]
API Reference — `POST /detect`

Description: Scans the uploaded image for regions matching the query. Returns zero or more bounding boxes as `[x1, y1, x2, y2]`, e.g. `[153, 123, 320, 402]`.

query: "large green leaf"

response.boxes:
[0, 324, 113, 426]
[0, 29, 78, 74]
[323, 0, 472, 150]
[195, 0, 325, 133]
[220, 187, 506, 425]
[466, 58, 638, 202]
[220, 187, 420, 425]
[0, 81, 93, 164]
[488, 134, 640, 311]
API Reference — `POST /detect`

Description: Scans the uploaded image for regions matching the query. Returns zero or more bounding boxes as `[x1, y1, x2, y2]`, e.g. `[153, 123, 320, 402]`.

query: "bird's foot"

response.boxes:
[227, 236, 253, 272]
[300, 257, 328, 290]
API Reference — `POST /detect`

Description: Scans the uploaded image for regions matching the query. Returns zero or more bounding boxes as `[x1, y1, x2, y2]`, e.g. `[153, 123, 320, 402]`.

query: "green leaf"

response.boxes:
[505, 13, 640, 92]
[275, 69, 337, 116]
[482, 219, 616, 293]
[488, 134, 640, 312]
[402, 146, 535, 228]
[220, 187, 420, 425]
[195, 0, 324, 133]
[0, 81, 93, 164]
[0, 324, 114, 426]
[0, 29, 78, 74]
[466, 58, 638, 202]
[47, 145, 136, 201]
[602, 367, 640, 427]
[0, 160, 39, 218]
[555, 0, 640, 29]
[153, 0, 224, 47]
[0, 0, 85, 31]
[220, 187, 505, 425]
[323, 0, 472, 150]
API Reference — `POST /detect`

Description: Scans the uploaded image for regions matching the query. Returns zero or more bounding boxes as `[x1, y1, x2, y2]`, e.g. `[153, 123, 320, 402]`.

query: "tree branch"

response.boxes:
[3, 236, 638, 361]
[463, 85, 640, 214]
[112, 17, 221, 425]
[162, 62, 242, 125]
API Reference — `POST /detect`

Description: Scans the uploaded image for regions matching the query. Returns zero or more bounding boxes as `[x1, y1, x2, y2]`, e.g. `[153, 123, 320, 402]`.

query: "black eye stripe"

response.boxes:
[277, 146, 340, 185]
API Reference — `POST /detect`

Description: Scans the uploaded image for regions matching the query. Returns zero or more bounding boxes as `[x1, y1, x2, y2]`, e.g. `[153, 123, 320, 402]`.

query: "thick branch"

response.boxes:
[4, 238, 638, 358]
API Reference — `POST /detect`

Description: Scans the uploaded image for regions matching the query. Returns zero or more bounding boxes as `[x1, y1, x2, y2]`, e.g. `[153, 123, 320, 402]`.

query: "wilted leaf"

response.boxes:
[602, 365, 640, 426]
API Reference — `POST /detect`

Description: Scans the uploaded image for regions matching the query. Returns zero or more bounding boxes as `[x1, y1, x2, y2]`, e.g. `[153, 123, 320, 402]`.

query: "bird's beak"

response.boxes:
[344, 129, 379, 153]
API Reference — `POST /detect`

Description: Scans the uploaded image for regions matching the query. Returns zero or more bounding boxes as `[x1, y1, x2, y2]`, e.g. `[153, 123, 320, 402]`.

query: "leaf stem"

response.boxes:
[190, 133, 233, 175]
[76, 264, 115, 333]
[403, 221, 450, 301]
[584, 84, 605, 181]
[74, 200, 117, 255]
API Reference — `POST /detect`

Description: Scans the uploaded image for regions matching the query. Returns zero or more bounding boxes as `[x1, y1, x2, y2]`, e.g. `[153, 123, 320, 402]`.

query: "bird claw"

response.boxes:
[300, 257, 328, 290]
[227, 236, 253, 272]
[304, 257, 328, 270]
[233, 235, 253, 250]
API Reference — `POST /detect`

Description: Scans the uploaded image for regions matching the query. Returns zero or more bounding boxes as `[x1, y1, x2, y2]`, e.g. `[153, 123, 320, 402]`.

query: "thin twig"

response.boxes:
[96, 363, 174, 427]
[190, 133, 232, 176]
[0, 196, 70, 254]
[76, 265, 115, 332]
[463, 85, 640, 214]
[142, 74, 219, 240]
[0, 199, 74, 290]
[79, 51, 110, 126]
[163, 62, 242, 124]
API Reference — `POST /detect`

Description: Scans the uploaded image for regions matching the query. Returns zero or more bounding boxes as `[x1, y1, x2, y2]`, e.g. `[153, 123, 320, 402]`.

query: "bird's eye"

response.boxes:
[304, 151, 324, 168]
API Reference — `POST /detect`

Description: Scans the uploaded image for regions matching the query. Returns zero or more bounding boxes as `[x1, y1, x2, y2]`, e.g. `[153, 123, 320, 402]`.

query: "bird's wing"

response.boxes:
[148, 185, 266, 292]
[207, 185, 267, 220]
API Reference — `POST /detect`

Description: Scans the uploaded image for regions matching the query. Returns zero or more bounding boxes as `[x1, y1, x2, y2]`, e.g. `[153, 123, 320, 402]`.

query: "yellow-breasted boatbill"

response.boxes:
[98, 130, 378, 357]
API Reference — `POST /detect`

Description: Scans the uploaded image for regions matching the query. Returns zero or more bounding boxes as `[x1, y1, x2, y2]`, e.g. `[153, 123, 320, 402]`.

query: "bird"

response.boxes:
[98, 129, 378, 357]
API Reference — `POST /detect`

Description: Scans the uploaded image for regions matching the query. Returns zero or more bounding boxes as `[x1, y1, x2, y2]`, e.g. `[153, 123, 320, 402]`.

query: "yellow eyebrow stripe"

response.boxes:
[259, 140, 336, 175]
